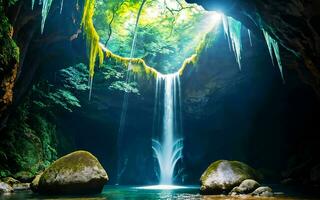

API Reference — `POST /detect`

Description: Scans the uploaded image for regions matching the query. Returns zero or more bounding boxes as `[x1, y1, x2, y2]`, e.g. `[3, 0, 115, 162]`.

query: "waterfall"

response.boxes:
[152, 72, 183, 185]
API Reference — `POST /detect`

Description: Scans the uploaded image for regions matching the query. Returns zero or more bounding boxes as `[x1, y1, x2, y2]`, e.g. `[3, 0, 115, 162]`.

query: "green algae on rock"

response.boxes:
[200, 160, 259, 194]
[38, 150, 108, 195]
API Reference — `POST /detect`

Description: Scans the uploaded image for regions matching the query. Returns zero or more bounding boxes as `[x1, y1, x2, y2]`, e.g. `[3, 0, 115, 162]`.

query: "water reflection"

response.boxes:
[1, 186, 318, 200]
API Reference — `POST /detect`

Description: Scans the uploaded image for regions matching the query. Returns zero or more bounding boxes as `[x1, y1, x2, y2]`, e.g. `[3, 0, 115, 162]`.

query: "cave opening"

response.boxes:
[1, 0, 320, 199]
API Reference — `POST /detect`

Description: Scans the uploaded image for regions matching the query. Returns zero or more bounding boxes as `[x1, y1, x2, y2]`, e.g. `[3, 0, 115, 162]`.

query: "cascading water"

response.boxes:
[152, 72, 183, 185]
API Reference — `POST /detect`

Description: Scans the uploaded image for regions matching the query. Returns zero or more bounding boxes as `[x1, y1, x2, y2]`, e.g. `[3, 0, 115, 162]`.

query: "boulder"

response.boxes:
[0, 182, 13, 194]
[200, 160, 259, 194]
[252, 186, 273, 197]
[229, 179, 260, 195]
[13, 171, 34, 183]
[2, 177, 20, 186]
[38, 150, 108, 195]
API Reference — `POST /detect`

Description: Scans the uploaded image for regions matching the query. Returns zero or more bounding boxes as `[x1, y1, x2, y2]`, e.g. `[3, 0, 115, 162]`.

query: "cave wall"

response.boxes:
[186, 0, 320, 95]
[0, 0, 19, 129]
[0, 0, 86, 178]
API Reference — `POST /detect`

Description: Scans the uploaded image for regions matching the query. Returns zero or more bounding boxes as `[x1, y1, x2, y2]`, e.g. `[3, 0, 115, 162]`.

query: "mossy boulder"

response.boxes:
[37, 151, 108, 195]
[200, 160, 259, 194]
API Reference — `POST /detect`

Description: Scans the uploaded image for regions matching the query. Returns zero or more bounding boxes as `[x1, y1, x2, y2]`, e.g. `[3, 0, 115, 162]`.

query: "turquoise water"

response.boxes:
[1, 185, 319, 200]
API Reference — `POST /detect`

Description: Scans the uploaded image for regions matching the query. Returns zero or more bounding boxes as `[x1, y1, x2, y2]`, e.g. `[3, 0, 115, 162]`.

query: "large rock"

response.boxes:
[230, 179, 260, 195]
[200, 160, 259, 194]
[252, 186, 273, 197]
[38, 151, 108, 195]
[0, 182, 13, 194]
[2, 177, 20, 186]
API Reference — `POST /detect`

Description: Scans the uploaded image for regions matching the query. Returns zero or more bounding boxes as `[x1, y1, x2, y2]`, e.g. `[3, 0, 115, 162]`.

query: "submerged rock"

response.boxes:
[0, 182, 13, 194]
[38, 150, 108, 195]
[252, 186, 273, 197]
[229, 179, 260, 195]
[200, 160, 259, 194]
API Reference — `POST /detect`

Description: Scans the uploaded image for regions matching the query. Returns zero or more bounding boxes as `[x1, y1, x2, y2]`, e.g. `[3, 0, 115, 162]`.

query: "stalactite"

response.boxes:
[41, 0, 53, 33]
[60, 0, 64, 14]
[248, 29, 252, 46]
[30, 0, 54, 33]
[31, 0, 35, 9]
[222, 15, 242, 71]
[263, 29, 285, 82]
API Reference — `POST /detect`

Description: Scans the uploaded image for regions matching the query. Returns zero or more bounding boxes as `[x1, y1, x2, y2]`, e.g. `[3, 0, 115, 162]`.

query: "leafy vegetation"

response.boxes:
[81, 0, 219, 77]
[0, 80, 82, 177]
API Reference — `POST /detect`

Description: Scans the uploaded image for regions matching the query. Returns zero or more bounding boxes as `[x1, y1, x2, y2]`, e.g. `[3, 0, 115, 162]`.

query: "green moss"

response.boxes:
[201, 160, 259, 182]
[40, 151, 105, 183]
[0, 0, 20, 109]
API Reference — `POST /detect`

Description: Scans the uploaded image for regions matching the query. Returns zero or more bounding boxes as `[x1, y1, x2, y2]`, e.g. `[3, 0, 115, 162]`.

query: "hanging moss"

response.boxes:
[81, 0, 104, 78]
[100, 26, 216, 79]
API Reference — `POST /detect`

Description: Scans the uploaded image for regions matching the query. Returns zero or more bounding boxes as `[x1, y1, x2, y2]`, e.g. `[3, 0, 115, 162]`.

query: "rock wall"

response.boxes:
[186, 0, 320, 95]
[0, 0, 19, 129]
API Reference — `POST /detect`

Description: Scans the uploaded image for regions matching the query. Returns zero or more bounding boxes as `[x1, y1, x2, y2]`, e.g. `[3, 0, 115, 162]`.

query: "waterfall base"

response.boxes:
[136, 185, 188, 190]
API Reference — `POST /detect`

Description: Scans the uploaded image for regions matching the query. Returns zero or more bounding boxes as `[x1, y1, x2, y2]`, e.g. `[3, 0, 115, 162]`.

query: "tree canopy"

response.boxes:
[82, 0, 220, 75]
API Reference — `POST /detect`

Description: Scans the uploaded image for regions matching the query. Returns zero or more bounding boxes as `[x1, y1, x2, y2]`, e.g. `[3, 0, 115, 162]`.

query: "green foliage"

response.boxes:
[8, 0, 18, 6]
[32, 81, 81, 113]
[0, 99, 58, 176]
[0, 2, 19, 67]
[59, 63, 90, 91]
[93, 0, 215, 74]
[59, 62, 140, 96]
[0, 68, 83, 176]
[109, 81, 140, 94]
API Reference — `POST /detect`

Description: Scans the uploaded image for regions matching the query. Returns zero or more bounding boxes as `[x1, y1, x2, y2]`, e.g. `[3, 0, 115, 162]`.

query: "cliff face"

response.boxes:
[186, 0, 320, 94]
[0, 0, 85, 128]
[0, 0, 84, 177]
[0, 1, 19, 127]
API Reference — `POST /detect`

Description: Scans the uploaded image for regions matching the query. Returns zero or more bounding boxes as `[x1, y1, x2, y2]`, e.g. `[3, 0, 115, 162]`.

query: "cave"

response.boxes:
[1, 0, 320, 199]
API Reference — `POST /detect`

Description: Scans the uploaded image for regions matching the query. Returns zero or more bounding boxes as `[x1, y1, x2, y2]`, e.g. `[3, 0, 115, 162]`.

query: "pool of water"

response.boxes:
[1, 185, 320, 200]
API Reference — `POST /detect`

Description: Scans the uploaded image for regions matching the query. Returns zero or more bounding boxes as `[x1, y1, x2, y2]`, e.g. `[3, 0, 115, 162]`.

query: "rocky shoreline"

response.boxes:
[1, 152, 278, 198]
